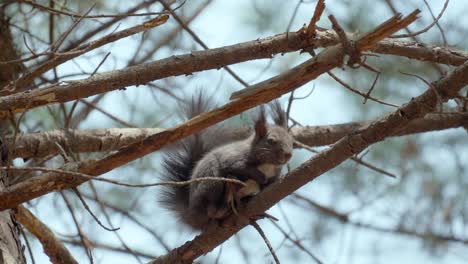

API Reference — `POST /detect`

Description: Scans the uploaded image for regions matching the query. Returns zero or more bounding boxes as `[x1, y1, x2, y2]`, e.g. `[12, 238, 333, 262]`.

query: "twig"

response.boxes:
[286, 0, 303, 33]
[423, 0, 448, 46]
[399, 71, 442, 110]
[250, 221, 280, 264]
[60, 192, 94, 263]
[4, 14, 170, 92]
[19, 226, 36, 264]
[158, 0, 249, 87]
[65, 52, 111, 128]
[293, 85, 315, 100]
[72, 189, 119, 231]
[391, 0, 449, 38]
[79, 190, 171, 252]
[130, 0, 212, 65]
[51, 3, 96, 52]
[327, 71, 398, 108]
[329, 14, 360, 66]
[286, 90, 295, 124]
[269, 220, 323, 264]
[294, 140, 397, 178]
[306, 0, 326, 35]
[78, 99, 137, 128]
[19, 0, 170, 18]
[63, 239, 155, 259]
[291, 193, 468, 245]
[61, 0, 160, 51]
[362, 64, 381, 104]
[85, 182, 149, 263]
[0, 166, 246, 188]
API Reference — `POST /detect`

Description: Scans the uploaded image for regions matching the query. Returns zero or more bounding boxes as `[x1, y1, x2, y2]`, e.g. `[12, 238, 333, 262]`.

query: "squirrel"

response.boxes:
[159, 93, 293, 231]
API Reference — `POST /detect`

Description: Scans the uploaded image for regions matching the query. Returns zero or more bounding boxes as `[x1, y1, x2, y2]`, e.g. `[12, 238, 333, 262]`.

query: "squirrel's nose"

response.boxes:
[284, 152, 292, 161]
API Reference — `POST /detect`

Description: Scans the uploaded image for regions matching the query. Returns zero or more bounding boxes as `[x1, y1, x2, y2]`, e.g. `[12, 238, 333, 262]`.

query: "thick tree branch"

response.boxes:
[3, 9, 468, 118]
[292, 112, 467, 147]
[5, 112, 466, 159]
[0, 11, 420, 210]
[149, 58, 468, 264]
[0, 7, 26, 264]
[8, 128, 162, 159]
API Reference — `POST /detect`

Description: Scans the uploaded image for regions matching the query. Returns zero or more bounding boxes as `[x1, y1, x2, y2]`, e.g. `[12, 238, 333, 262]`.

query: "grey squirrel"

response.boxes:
[159, 93, 293, 230]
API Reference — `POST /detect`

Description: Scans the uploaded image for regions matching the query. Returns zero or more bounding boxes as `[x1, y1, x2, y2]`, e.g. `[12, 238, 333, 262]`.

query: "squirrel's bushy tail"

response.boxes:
[159, 92, 223, 229]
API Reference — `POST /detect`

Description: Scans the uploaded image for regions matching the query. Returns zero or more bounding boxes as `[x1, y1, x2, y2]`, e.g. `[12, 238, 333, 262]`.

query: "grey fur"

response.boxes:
[160, 94, 293, 231]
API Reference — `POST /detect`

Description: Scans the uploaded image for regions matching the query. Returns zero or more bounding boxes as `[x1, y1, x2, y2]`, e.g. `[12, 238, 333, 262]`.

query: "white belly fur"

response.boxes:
[257, 163, 279, 179]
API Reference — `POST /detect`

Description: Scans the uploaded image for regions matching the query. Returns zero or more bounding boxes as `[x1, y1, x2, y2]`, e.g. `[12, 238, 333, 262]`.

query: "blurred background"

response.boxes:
[3, 0, 468, 263]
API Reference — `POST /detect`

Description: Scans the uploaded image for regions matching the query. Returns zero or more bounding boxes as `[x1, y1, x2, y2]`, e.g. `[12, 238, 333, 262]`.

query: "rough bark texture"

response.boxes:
[0, 11, 463, 118]
[0, 7, 26, 264]
[0, 10, 421, 212]
[3, 112, 466, 160]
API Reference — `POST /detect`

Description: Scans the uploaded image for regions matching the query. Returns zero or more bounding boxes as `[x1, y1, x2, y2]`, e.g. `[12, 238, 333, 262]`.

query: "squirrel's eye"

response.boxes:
[267, 138, 276, 145]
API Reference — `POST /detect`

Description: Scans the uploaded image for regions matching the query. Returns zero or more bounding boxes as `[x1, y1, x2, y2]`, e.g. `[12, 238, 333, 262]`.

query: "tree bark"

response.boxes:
[0, 7, 26, 264]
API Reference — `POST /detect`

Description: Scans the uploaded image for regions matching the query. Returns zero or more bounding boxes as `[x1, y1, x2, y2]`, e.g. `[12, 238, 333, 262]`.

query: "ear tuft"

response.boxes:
[254, 105, 267, 137]
[269, 100, 287, 128]
[181, 89, 217, 121]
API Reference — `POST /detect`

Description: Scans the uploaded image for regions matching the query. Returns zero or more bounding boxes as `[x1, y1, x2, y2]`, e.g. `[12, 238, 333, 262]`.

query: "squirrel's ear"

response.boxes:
[254, 106, 267, 138]
[269, 101, 287, 128]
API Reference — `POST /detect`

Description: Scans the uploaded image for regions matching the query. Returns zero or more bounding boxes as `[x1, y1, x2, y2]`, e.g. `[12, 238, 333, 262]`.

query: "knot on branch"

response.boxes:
[328, 15, 362, 68]
[343, 40, 362, 68]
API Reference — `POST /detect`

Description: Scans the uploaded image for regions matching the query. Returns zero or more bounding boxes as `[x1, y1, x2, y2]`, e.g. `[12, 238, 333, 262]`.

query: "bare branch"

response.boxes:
[391, 0, 449, 38]
[4, 111, 466, 160]
[305, 0, 326, 36]
[327, 71, 398, 107]
[158, 0, 248, 87]
[0, 10, 421, 212]
[15, 205, 78, 264]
